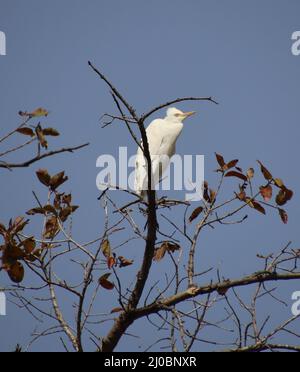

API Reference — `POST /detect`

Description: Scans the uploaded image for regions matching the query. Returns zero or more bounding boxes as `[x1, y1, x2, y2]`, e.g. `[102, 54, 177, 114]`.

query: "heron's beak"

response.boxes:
[183, 111, 196, 120]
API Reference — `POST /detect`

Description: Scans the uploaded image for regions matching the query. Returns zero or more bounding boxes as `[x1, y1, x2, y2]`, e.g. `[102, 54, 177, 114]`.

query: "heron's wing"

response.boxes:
[135, 119, 165, 195]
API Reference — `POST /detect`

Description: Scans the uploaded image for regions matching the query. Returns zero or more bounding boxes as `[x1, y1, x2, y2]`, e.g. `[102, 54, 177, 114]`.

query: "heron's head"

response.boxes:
[166, 107, 196, 123]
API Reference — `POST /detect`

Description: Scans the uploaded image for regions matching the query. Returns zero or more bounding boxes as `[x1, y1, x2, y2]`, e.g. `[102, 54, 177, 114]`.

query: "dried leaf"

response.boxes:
[44, 217, 59, 239]
[36, 169, 51, 187]
[279, 209, 288, 224]
[21, 237, 36, 254]
[62, 194, 72, 206]
[215, 153, 226, 168]
[59, 207, 72, 222]
[10, 217, 28, 234]
[107, 256, 116, 270]
[225, 171, 248, 182]
[225, 159, 239, 170]
[246, 198, 266, 215]
[30, 108, 49, 118]
[43, 205, 58, 215]
[118, 256, 134, 268]
[153, 246, 167, 262]
[50, 171, 68, 191]
[189, 207, 204, 223]
[257, 161, 273, 181]
[274, 178, 285, 189]
[260, 185, 273, 202]
[35, 124, 48, 149]
[7, 261, 25, 283]
[6, 243, 26, 260]
[99, 273, 115, 290]
[16, 127, 35, 137]
[153, 242, 180, 262]
[42, 128, 60, 136]
[203, 181, 210, 203]
[101, 239, 112, 259]
[26, 207, 46, 216]
[276, 189, 294, 206]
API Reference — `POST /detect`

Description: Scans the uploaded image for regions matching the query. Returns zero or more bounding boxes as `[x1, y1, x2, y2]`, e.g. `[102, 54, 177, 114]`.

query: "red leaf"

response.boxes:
[107, 256, 116, 270]
[260, 185, 273, 202]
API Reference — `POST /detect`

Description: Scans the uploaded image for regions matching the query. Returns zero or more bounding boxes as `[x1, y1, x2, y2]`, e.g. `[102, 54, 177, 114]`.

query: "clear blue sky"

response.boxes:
[0, 0, 299, 351]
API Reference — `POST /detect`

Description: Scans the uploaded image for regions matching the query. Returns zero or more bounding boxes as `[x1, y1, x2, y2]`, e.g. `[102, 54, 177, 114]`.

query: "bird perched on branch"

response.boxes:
[134, 107, 196, 199]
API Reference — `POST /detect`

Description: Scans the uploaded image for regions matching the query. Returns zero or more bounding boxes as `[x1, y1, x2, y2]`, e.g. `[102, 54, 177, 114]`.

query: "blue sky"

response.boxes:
[0, 0, 299, 351]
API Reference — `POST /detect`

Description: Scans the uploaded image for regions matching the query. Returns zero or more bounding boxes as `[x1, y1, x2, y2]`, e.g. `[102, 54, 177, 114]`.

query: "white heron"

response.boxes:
[134, 107, 196, 198]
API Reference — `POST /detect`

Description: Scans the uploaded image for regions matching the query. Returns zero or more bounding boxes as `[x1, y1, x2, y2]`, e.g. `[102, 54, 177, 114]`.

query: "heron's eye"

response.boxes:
[174, 113, 181, 117]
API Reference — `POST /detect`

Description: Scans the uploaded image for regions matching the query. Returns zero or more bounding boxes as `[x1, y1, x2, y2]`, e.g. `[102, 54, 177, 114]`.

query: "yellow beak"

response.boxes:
[183, 111, 196, 119]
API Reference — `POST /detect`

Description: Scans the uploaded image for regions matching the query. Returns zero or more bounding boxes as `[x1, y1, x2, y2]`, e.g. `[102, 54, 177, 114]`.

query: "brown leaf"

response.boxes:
[35, 124, 48, 149]
[42, 128, 60, 136]
[21, 237, 36, 254]
[36, 169, 51, 187]
[7, 261, 25, 283]
[246, 198, 266, 215]
[225, 171, 248, 182]
[189, 207, 204, 223]
[10, 217, 28, 234]
[43, 217, 59, 239]
[101, 239, 112, 259]
[215, 153, 226, 168]
[50, 171, 68, 191]
[16, 127, 35, 137]
[257, 161, 273, 181]
[59, 207, 72, 222]
[6, 243, 26, 260]
[153, 242, 180, 262]
[225, 159, 239, 170]
[260, 185, 273, 202]
[153, 246, 167, 262]
[43, 205, 58, 215]
[99, 273, 115, 290]
[118, 256, 134, 268]
[62, 194, 72, 206]
[203, 181, 210, 203]
[276, 189, 294, 206]
[279, 209, 288, 224]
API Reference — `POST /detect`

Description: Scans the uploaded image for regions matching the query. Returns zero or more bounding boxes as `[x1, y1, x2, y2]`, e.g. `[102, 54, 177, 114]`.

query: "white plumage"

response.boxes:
[135, 107, 196, 198]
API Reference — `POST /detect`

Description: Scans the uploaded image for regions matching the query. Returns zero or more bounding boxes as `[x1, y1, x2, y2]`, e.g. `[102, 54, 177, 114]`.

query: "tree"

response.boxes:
[0, 63, 298, 353]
